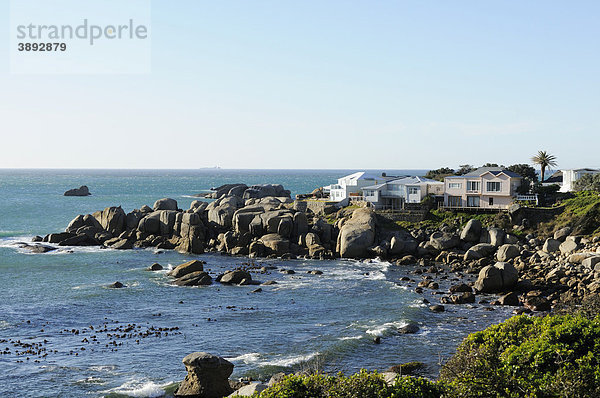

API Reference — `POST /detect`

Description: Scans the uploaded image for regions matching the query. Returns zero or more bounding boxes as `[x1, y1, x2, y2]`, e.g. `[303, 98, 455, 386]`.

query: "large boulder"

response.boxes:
[93, 206, 126, 236]
[175, 352, 234, 397]
[464, 243, 495, 260]
[259, 233, 290, 256]
[174, 271, 212, 287]
[559, 239, 579, 255]
[460, 219, 482, 242]
[242, 184, 290, 199]
[488, 228, 505, 247]
[429, 232, 460, 251]
[474, 262, 519, 293]
[176, 212, 206, 254]
[207, 196, 244, 229]
[153, 198, 178, 211]
[66, 214, 103, 234]
[64, 186, 91, 196]
[169, 260, 205, 278]
[582, 256, 600, 270]
[554, 227, 572, 242]
[496, 244, 520, 262]
[220, 270, 251, 284]
[542, 238, 561, 253]
[336, 208, 376, 258]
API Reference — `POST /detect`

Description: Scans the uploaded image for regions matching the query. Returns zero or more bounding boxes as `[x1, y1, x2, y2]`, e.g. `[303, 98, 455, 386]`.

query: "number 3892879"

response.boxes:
[18, 43, 67, 52]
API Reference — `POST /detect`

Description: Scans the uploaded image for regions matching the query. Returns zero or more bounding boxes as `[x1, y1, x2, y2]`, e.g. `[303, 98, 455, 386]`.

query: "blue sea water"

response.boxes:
[0, 169, 512, 397]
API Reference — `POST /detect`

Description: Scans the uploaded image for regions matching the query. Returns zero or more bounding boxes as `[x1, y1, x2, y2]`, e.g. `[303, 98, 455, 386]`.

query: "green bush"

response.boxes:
[439, 315, 600, 398]
[255, 370, 445, 398]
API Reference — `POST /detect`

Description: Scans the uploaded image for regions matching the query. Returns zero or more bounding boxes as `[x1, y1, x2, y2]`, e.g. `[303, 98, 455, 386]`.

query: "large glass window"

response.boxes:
[467, 196, 480, 207]
[486, 182, 501, 192]
[408, 187, 419, 194]
[448, 196, 462, 207]
[448, 182, 462, 189]
[467, 181, 480, 192]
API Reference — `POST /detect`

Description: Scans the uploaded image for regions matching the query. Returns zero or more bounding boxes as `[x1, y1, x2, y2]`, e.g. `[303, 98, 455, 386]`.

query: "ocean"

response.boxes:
[0, 169, 512, 397]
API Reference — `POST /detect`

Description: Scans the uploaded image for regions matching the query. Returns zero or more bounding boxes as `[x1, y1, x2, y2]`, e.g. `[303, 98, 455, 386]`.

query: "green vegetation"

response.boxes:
[539, 191, 600, 236]
[574, 173, 600, 192]
[440, 314, 600, 398]
[254, 370, 445, 398]
[253, 314, 600, 397]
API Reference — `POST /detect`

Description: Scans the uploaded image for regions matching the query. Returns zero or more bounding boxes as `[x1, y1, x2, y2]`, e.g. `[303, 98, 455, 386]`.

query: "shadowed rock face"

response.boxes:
[175, 352, 234, 398]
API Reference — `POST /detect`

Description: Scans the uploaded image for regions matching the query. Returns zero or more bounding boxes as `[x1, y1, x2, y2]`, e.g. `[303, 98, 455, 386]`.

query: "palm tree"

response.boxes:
[531, 150, 558, 182]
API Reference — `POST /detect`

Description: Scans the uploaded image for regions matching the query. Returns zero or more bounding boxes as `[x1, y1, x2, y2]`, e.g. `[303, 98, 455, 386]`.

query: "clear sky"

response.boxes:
[1, 1, 598, 170]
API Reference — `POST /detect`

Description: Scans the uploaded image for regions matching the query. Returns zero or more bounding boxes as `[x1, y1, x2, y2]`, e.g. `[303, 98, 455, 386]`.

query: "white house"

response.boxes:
[558, 168, 600, 192]
[444, 167, 522, 209]
[361, 176, 444, 209]
[326, 172, 397, 202]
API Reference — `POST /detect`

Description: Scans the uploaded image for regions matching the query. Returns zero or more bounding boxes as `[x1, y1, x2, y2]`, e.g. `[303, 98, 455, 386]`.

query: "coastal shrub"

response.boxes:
[439, 314, 600, 398]
[543, 191, 600, 235]
[256, 370, 445, 398]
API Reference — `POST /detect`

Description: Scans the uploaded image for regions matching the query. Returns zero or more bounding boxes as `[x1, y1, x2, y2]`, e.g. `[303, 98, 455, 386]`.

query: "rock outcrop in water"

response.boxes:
[64, 186, 91, 196]
[175, 352, 234, 398]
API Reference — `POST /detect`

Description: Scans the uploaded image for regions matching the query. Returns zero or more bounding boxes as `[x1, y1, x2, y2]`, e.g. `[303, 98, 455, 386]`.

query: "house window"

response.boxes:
[486, 182, 501, 192]
[467, 181, 480, 192]
[408, 187, 419, 195]
[489, 197, 494, 206]
[448, 182, 462, 189]
[447, 196, 462, 207]
[467, 196, 480, 207]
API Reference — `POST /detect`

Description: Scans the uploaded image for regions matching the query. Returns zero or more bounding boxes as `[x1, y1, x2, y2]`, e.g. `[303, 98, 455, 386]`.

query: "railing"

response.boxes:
[516, 194, 539, 205]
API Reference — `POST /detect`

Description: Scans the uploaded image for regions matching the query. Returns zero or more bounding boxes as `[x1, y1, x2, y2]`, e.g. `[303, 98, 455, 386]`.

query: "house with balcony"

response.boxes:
[361, 176, 444, 209]
[326, 172, 397, 202]
[443, 167, 522, 209]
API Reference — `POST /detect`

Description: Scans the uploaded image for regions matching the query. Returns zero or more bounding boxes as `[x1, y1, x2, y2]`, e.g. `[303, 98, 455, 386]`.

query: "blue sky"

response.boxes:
[1, 1, 598, 169]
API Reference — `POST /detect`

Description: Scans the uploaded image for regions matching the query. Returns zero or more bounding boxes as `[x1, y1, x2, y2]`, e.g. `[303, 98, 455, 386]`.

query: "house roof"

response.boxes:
[361, 183, 387, 190]
[389, 176, 444, 185]
[446, 167, 521, 179]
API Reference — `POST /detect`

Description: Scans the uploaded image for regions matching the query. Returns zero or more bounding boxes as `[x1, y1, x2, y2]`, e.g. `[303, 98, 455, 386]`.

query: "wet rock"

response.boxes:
[398, 323, 419, 334]
[109, 281, 124, 289]
[524, 296, 551, 312]
[220, 270, 252, 285]
[251, 288, 262, 293]
[175, 352, 234, 398]
[174, 271, 212, 287]
[429, 305, 445, 312]
[261, 280, 277, 286]
[498, 292, 520, 306]
[147, 263, 163, 271]
[169, 260, 205, 278]
[449, 283, 472, 293]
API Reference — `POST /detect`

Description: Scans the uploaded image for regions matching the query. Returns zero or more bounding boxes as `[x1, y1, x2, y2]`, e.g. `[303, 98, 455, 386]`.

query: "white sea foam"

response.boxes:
[226, 352, 261, 363]
[338, 335, 363, 341]
[104, 379, 172, 398]
[365, 321, 409, 337]
[259, 352, 319, 367]
[0, 320, 11, 330]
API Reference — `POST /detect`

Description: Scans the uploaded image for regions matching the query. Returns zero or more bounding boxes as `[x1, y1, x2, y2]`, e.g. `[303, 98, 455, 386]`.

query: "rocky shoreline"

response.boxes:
[26, 182, 600, 314]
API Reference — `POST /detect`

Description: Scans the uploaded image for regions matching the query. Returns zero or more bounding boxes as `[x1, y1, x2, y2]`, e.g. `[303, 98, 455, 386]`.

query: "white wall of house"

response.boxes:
[560, 169, 600, 192]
